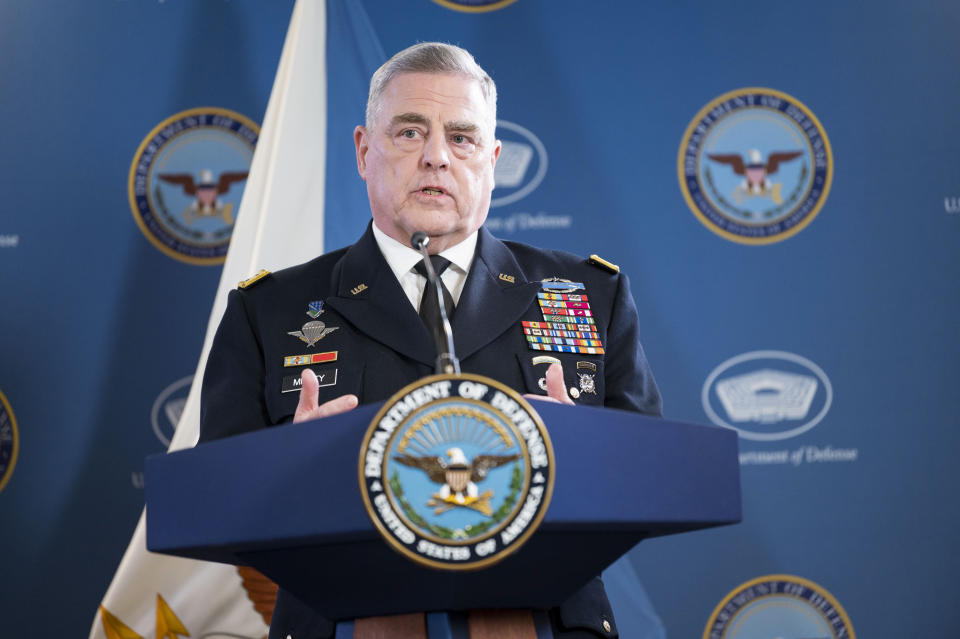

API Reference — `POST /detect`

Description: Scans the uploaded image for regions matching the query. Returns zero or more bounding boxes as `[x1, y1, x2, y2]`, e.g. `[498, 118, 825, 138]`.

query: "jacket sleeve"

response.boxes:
[602, 271, 662, 417]
[199, 288, 272, 443]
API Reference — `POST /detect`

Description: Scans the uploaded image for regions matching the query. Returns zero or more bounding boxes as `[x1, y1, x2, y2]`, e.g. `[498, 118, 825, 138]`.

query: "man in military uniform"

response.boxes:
[200, 42, 660, 639]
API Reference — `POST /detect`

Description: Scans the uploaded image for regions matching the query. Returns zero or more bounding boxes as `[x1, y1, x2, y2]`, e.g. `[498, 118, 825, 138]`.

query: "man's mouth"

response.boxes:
[420, 187, 445, 196]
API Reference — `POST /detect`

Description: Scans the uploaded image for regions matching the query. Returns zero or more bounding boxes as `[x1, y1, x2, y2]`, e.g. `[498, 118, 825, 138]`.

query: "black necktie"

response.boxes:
[414, 256, 455, 340]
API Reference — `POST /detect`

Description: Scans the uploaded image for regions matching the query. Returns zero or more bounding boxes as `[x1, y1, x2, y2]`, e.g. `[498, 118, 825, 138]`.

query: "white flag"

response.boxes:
[90, 1, 328, 636]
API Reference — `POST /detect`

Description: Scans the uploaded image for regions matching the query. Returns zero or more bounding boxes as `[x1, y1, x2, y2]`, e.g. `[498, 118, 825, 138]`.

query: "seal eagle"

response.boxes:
[393, 447, 519, 515]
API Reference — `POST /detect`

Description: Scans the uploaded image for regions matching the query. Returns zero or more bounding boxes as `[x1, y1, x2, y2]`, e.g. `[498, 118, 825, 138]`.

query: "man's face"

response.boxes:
[355, 72, 501, 253]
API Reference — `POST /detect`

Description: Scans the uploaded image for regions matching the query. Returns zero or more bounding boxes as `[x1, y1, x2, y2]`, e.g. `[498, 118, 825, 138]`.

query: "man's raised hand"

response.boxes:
[293, 368, 359, 423]
[524, 362, 575, 406]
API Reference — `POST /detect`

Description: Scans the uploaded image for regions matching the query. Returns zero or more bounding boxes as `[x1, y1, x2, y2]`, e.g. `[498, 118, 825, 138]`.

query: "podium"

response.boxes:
[146, 400, 741, 633]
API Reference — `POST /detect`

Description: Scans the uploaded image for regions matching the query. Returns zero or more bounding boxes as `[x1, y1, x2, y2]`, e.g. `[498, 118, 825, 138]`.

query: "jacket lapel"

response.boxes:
[324, 225, 436, 367]
[453, 227, 540, 361]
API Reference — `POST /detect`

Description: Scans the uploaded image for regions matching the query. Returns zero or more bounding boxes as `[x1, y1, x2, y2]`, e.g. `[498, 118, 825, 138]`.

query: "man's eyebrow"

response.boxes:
[389, 112, 430, 128]
[445, 120, 479, 133]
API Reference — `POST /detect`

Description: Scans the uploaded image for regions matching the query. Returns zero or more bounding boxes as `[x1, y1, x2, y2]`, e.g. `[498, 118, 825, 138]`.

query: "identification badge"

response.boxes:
[281, 366, 338, 393]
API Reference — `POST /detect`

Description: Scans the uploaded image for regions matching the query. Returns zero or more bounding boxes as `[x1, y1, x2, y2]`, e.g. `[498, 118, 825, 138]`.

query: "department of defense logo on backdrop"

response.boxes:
[678, 88, 833, 244]
[128, 107, 259, 265]
[702, 350, 833, 441]
[359, 374, 554, 570]
[432, 0, 517, 12]
[0, 388, 19, 493]
[704, 574, 856, 639]
[492, 119, 548, 208]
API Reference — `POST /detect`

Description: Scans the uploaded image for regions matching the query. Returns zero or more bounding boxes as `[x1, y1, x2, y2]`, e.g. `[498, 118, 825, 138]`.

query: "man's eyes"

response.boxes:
[394, 129, 476, 148]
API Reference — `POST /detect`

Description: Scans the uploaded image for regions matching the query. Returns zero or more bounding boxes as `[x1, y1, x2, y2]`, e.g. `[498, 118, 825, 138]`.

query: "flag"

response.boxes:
[90, 1, 332, 636]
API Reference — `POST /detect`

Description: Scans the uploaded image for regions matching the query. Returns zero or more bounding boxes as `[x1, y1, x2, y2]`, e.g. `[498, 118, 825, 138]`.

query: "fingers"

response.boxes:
[294, 369, 320, 422]
[545, 362, 575, 405]
[317, 393, 359, 418]
[524, 393, 563, 404]
[293, 369, 359, 423]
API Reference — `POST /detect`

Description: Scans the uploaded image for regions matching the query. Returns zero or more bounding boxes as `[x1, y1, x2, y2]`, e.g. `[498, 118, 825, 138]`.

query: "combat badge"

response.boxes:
[540, 277, 585, 293]
[359, 374, 554, 571]
[288, 320, 339, 347]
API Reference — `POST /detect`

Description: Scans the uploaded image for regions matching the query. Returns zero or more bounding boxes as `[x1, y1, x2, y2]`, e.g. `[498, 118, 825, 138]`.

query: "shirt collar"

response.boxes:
[371, 222, 477, 278]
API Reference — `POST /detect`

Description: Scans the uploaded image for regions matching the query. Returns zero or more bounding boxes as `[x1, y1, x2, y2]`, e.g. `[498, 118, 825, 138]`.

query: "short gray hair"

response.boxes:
[365, 42, 498, 131]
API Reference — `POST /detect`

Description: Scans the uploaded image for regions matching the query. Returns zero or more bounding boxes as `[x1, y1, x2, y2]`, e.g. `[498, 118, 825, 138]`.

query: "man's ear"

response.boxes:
[354, 125, 369, 179]
[490, 139, 502, 169]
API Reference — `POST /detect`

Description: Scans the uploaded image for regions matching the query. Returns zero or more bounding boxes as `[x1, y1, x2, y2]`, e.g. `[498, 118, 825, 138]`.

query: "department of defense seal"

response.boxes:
[678, 88, 833, 244]
[704, 574, 856, 639]
[128, 107, 259, 265]
[359, 374, 554, 570]
[0, 388, 20, 493]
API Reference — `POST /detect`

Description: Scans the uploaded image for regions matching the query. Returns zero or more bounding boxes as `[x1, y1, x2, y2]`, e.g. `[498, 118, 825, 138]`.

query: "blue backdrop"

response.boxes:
[1, 1, 958, 637]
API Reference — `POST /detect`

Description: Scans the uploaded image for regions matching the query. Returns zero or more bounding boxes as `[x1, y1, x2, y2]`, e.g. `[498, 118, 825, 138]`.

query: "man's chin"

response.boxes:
[402, 212, 465, 238]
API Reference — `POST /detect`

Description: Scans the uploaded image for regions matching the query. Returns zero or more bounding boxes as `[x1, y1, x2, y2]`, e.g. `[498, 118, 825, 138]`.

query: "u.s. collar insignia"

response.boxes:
[288, 319, 339, 347]
[359, 374, 555, 571]
[306, 300, 325, 318]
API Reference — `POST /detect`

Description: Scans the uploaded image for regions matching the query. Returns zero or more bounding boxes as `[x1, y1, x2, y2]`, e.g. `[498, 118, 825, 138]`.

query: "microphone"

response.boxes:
[411, 231, 461, 376]
[411, 230, 429, 251]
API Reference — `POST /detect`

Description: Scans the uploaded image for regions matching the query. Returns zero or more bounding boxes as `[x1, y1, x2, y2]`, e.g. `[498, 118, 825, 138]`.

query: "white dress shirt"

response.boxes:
[371, 222, 477, 312]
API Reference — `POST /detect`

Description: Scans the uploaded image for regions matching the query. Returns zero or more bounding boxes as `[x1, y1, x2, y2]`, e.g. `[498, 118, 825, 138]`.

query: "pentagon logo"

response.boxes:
[492, 119, 548, 208]
[150, 375, 193, 448]
[702, 350, 833, 442]
[678, 88, 833, 244]
[128, 107, 259, 265]
[359, 374, 554, 570]
[704, 574, 856, 639]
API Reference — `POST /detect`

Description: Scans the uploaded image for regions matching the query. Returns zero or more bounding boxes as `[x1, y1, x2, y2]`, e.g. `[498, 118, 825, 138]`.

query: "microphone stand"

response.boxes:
[411, 231, 461, 376]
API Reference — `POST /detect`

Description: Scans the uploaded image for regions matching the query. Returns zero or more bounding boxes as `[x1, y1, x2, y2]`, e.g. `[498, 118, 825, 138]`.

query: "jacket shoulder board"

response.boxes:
[238, 269, 271, 289]
[588, 254, 620, 274]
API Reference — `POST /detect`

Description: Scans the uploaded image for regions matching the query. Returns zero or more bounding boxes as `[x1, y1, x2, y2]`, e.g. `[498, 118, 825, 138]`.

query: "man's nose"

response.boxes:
[421, 134, 449, 170]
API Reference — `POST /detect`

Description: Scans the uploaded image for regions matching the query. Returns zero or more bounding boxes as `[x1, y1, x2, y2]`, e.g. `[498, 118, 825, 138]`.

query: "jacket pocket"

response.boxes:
[515, 353, 604, 405]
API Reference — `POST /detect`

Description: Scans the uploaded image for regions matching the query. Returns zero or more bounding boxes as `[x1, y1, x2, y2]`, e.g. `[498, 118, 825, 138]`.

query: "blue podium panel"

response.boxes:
[146, 401, 740, 619]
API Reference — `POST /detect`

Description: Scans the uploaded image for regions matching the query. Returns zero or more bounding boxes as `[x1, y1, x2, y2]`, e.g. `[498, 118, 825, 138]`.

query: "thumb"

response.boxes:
[294, 368, 320, 421]
[545, 362, 574, 405]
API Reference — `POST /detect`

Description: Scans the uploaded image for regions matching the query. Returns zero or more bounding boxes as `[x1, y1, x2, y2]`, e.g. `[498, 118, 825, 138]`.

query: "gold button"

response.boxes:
[569, 387, 580, 399]
[602, 619, 611, 633]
